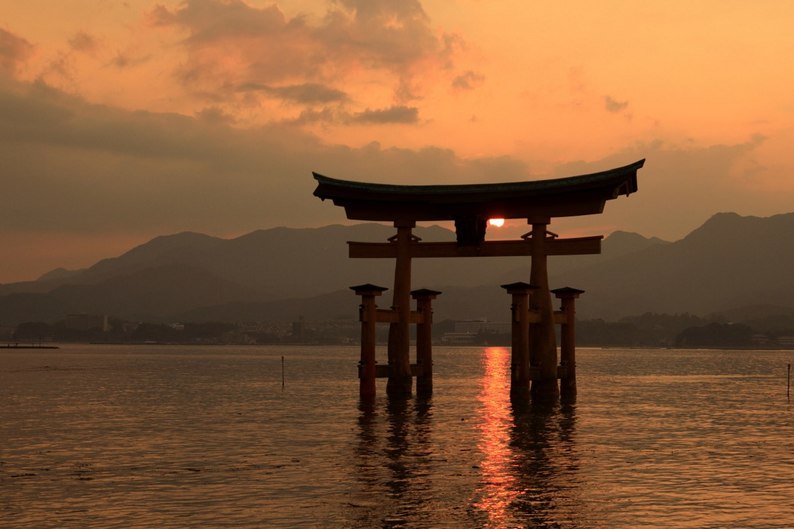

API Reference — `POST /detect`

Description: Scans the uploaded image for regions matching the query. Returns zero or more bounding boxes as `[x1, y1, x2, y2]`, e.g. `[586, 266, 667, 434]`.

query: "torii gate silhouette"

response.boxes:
[313, 159, 643, 402]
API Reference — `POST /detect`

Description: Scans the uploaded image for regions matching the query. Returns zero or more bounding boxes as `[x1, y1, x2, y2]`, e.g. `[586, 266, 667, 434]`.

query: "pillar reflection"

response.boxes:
[348, 396, 436, 528]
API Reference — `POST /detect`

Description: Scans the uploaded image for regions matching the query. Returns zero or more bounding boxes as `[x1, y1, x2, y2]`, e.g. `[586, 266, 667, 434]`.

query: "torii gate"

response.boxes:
[313, 159, 643, 401]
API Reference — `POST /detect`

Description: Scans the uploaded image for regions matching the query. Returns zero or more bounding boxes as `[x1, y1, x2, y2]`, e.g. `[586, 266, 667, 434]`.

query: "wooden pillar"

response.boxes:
[351, 284, 388, 401]
[552, 287, 584, 399]
[529, 221, 560, 400]
[412, 288, 441, 397]
[501, 282, 535, 396]
[387, 221, 415, 397]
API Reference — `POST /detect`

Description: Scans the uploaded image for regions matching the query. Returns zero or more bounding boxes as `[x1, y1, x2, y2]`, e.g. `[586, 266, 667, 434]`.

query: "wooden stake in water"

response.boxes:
[282, 356, 285, 390]
[787, 363, 790, 401]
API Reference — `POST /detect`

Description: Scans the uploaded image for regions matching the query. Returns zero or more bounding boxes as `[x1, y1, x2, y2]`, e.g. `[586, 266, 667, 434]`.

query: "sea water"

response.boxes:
[1, 344, 792, 528]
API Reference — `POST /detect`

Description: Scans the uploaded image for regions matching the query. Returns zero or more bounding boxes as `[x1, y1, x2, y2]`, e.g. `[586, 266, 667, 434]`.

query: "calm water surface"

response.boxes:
[1, 345, 792, 528]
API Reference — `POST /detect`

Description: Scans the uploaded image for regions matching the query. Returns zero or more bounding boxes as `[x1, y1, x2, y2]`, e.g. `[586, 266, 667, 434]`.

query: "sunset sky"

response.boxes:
[1, 0, 793, 283]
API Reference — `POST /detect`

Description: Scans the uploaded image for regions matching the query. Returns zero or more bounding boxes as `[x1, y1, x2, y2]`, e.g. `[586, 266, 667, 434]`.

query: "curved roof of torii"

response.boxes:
[313, 158, 644, 222]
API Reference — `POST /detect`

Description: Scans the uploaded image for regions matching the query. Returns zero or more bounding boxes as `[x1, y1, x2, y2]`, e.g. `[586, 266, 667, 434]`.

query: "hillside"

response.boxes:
[556, 212, 794, 319]
[0, 212, 791, 324]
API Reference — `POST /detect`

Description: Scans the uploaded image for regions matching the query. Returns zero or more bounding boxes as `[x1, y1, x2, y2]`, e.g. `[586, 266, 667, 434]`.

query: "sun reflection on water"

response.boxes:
[474, 346, 519, 526]
[473, 346, 584, 528]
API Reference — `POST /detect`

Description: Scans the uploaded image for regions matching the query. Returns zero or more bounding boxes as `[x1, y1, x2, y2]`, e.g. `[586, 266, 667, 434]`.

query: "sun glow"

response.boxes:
[488, 218, 505, 227]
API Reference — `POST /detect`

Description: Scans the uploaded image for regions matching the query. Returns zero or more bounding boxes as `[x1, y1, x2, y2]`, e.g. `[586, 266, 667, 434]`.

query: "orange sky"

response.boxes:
[1, 1, 793, 282]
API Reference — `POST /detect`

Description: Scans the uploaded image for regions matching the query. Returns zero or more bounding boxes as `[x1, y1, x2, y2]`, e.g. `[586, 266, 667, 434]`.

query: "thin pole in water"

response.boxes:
[282, 356, 285, 390]
[787, 363, 790, 401]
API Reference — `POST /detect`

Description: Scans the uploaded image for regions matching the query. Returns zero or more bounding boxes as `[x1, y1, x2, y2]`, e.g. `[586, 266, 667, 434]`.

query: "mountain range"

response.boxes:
[1, 212, 792, 325]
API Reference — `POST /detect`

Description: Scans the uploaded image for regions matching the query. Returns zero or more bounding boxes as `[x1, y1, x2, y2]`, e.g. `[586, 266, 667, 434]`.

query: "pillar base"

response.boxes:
[416, 378, 432, 398]
[531, 378, 560, 402]
[560, 379, 577, 399]
[386, 375, 413, 397]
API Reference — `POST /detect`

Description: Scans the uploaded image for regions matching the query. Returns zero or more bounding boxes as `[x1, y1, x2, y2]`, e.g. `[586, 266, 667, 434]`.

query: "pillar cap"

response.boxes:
[411, 288, 442, 299]
[500, 281, 538, 294]
[350, 283, 389, 295]
[551, 286, 585, 298]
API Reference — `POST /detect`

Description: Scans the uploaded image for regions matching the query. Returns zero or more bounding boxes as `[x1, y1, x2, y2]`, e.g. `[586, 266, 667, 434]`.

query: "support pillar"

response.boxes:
[412, 288, 441, 397]
[528, 221, 560, 400]
[501, 282, 536, 397]
[552, 287, 584, 399]
[351, 284, 388, 401]
[387, 221, 415, 397]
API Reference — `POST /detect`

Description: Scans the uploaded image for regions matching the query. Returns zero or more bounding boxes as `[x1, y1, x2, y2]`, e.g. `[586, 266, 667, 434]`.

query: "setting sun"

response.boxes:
[488, 218, 505, 227]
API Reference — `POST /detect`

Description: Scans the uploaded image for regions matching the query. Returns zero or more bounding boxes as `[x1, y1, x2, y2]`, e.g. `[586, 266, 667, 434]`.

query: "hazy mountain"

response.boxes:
[37, 267, 85, 282]
[0, 265, 259, 323]
[557, 212, 794, 319]
[0, 213, 790, 324]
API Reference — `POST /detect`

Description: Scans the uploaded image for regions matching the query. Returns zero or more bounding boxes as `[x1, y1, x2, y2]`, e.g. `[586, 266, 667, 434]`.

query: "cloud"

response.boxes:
[0, 28, 34, 74]
[350, 105, 418, 124]
[317, 0, 439, 69]
[148, 0, 460, 120]
[604, 95, 628, 113]
[238, 82, 349, 104]
[196, 105, 235, 124]
[452, 70, 484, 90]
[0, 77, 527, 239]
[287, 104, 420, 126]
[68, 31, 99, 54]
[109, 51, 148, 69]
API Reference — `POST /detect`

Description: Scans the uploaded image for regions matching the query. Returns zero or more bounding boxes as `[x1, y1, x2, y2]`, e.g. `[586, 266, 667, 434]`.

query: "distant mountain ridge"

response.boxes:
[0, 212, 791, 324]
[554, 212, 794, 319]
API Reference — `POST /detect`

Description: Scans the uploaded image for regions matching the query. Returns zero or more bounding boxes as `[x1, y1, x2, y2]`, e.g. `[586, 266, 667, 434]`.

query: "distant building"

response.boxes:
[441, 320, 511, 344]
[777, 336, 794, 348]
[291, 317, 305, 342]
[64, 314, 110, 332]
[453, 319, 511, 335]
[441, 332, 477, 345]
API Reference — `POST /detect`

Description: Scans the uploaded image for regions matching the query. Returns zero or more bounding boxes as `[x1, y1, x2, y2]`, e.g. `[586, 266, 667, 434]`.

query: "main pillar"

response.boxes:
[387, 221, 415, 397]
[529, 221, 560, 400]
[412, 288, 441, 397]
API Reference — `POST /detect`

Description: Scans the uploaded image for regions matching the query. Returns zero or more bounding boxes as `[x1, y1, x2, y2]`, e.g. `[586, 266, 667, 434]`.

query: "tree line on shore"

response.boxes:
[7, 311, 794, 348]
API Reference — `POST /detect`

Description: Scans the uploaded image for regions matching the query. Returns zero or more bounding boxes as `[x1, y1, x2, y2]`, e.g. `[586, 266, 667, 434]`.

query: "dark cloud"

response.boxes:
[318, 0, 438, 68]
[0, 28, 34, 74]
[238, 82, 348, 104]
[107, 50, 152, 70]
[196, 105, 235, 124]
[149, 1, 290, 41]
[0, 78, 527, 238]
[452, 70, 484, 90]
[149, 0, 458, 117]
[351, 105, 418, 124]
[290, 107, 340, 125]
[604, 95, 628, 113]
[68, 31, 99, 54]
[288, 104, 419, 126]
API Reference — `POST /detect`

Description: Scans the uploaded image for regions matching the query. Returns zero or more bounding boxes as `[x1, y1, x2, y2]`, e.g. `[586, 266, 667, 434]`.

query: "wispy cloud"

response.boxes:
[350, 105, 418, 124]
[0, 28, 34, 74]
[238, 82, 349, 104]
[452, 70, 484, 90]
[604, 95, 629, 113]
[68, 31, 99, 54]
